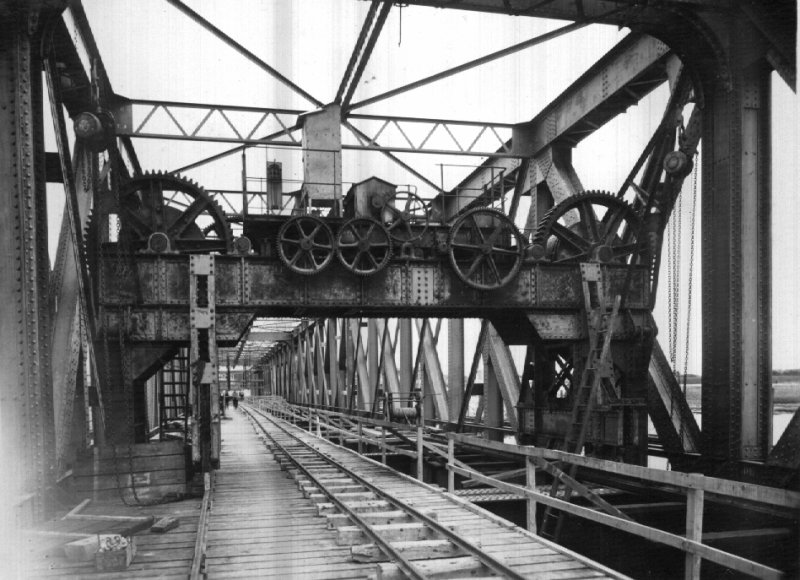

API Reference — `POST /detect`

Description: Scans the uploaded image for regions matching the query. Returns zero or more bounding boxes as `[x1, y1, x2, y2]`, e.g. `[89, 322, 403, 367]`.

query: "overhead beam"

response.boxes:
[399, 0, 730, 22]
[164, 0, 323, 108]
[339, 1, 392, 110]
[431, 33, 671, 220]
[348, 20, 587, 111]
[246, 331, 293, 342]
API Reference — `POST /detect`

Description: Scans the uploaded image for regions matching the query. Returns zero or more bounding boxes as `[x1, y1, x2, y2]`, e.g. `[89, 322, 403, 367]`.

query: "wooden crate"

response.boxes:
[95, 537, 137, 572]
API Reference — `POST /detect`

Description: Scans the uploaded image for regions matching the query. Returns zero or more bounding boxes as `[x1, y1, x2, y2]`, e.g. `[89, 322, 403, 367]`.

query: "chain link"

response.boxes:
[682, 157, 698, 394]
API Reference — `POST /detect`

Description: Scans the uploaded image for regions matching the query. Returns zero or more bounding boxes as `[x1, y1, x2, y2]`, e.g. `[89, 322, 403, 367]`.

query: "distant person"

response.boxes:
[232, 393, 239, 409]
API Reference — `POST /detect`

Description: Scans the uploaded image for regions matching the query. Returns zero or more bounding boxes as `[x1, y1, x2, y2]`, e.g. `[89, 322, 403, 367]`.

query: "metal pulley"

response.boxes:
[663, 150, 693, 177]
[74, 109, 116, 152]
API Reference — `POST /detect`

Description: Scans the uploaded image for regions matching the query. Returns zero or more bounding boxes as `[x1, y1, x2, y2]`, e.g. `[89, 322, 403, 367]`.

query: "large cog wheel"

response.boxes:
[117, 172, 234, 253]
[532, 191, 648, 265]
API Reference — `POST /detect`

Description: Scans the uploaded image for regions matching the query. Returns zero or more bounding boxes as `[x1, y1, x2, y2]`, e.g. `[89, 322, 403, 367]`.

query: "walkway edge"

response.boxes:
[190, 470, 215, 579]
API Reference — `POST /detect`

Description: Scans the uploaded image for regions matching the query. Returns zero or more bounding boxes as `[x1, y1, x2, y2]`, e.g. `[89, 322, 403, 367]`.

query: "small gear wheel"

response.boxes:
[532, 191, 648, 265]
[448, 208, 525, 290]
[117, 172, 234, 253]
[378, 189, 429, 244]
[277, 216, 335, 274]
[336, 217, 392, 275]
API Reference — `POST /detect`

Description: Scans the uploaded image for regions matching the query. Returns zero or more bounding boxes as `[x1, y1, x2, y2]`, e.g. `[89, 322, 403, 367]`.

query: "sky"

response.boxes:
[46, 0, 800, 374]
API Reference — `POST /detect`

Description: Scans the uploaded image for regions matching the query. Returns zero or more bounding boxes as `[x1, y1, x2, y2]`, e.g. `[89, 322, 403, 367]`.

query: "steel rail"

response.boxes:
[244, 406, 428, 580]
[244, 403, 528, 580]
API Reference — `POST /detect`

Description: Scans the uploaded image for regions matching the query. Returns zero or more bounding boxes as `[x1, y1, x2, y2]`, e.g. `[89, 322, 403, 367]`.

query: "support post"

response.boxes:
[701, 19, 772, 463]
[684, 486, 704, 579]
[399, 319, 413, 394]
[381, 427, 387, 464]
[368, 318, 379, 397]
[448, 319, 465, 421]
[484, 352, 504, 442]
[447, 438, 455, 493]
[417, 424, 424, 481]
[526, 457, 537, 534]
[0, 11, 55, 521]
[189, 255, 219, 471]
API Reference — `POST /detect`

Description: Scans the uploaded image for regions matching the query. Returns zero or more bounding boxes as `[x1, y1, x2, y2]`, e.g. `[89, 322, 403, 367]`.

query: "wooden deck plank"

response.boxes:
[198, 408, 622, 580]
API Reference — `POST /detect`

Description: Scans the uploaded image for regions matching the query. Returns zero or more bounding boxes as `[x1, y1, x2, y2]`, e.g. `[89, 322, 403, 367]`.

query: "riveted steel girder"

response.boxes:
[98, 255, 650, 329]
[701, 15, 773, 464]
[0, 13, 55, 521]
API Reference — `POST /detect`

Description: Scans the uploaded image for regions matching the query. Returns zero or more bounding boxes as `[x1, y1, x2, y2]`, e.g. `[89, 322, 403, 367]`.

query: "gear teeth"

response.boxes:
[115, 172, 235, 253]
[533, 190, 645, 265]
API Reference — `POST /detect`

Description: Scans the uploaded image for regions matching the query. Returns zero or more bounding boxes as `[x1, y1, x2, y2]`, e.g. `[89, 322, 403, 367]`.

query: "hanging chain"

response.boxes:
[667, 211, 676, 372]
[682, 157, 699, 394]
[667, 181, 683, 379]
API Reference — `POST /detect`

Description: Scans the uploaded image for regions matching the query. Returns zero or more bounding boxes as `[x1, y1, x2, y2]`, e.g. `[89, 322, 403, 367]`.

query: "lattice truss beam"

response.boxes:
[259, 317, 522, 432]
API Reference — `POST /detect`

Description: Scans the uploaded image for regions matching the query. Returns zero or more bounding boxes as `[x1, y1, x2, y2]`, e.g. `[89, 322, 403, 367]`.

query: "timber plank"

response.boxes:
[204, 408, 618, 580]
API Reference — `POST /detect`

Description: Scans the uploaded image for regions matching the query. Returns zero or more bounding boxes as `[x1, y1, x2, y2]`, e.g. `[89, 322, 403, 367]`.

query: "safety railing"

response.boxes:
[444, 433, 798, 580]
[251, 397, 797, 578]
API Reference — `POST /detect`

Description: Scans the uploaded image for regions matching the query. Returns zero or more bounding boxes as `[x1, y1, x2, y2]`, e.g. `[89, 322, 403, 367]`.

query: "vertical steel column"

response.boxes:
[483, 350, 504, 442]
[327, 318, 338, 406]
[399, 319, 413, 394]
[367, 318, 379, 397]
[0, 12, 54, 521]
[701, 19, 772, 462]
[316, 324, 326, 406]
[304, 327, 315, 405]
[447, 319, 465, 423]
[189, 255, 219, 470]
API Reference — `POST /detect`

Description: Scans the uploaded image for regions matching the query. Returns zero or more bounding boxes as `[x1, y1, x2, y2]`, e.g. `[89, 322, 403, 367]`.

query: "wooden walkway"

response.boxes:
[204, 410, 375, 578]
[204, 407, 628, 579]
[16, 490, 202, 579]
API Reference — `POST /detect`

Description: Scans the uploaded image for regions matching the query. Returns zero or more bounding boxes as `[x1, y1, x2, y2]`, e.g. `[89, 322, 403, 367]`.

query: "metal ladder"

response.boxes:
[539, 263, 622, 540]
[160, 349, 190, 440]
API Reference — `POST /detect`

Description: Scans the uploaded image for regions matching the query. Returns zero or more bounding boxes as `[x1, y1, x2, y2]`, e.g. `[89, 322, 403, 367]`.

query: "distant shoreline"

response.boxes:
[678, 378, 800, 413]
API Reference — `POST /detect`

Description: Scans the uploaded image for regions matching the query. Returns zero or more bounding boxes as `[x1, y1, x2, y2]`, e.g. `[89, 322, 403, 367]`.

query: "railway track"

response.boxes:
[241, 403, 621, 580]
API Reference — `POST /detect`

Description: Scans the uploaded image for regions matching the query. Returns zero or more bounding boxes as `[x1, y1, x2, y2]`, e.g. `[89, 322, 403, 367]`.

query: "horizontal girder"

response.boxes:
[98, 253, 651, 342]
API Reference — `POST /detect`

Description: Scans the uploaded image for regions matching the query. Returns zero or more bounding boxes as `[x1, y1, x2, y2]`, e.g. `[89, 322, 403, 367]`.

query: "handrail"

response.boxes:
[448, 433, 800, 509]
[189, 470, 214, 580]
[446, 461, 784, 580]
[254, 397, 793, 579]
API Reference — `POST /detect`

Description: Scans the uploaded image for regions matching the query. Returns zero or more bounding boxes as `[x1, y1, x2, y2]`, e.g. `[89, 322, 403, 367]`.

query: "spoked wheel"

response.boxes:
[448, 208, 525, 290]
[117, 172, 234, 253]
[336, 217, 392, 275]
[531, 191, 648, 265]
[377, 189, 429, 244]
[277, 216, 335, 274]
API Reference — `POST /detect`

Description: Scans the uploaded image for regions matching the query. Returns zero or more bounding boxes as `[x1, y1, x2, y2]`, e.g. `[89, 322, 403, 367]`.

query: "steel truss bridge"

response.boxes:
[1, 0, 797, 578]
